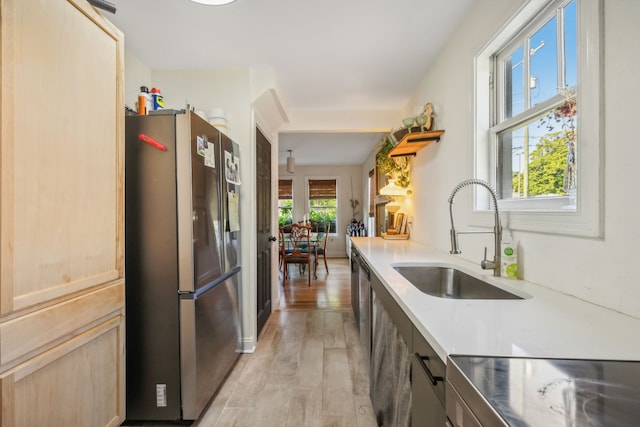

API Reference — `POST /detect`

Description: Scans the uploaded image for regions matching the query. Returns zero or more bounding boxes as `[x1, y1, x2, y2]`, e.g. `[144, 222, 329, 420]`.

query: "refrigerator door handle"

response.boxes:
[180, 266, 241, 299]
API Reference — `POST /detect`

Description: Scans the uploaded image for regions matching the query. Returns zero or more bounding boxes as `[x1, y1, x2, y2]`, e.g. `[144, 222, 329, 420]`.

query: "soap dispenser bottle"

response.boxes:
[501, 230, 518, 279]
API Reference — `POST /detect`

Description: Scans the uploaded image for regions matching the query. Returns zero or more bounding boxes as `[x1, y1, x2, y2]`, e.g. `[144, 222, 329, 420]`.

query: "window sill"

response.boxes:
[471, 201, 602, 238]
[498, 195, 575, 212]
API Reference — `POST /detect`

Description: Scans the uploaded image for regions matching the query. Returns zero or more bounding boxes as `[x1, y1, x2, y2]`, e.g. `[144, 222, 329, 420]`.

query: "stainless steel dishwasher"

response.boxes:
[350, 248, 360, 325]
[357, 254, 371, 359]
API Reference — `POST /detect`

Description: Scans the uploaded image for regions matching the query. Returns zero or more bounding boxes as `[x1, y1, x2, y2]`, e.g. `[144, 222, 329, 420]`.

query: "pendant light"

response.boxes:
[188, 0, 237, 5]
[286, 150, 295, 174]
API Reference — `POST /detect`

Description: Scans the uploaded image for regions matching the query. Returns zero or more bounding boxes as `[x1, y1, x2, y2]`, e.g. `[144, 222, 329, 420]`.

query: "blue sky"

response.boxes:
[507, 0, 576, 184]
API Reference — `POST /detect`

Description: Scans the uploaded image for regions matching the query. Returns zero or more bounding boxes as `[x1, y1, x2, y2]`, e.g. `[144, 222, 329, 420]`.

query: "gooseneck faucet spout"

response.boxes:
[448, 179, 502, 276]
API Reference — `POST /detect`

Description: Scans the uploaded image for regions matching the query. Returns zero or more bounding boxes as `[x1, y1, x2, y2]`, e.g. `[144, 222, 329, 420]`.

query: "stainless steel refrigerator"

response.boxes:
[124, 110, 242, 422]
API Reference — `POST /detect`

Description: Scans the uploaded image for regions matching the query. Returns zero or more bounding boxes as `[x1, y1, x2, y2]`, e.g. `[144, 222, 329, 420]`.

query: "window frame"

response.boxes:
[474, 0, 603, 237]
[278, 179, 294, 227]
[493, 0, 575, 207]
[306, 177, 339, 235]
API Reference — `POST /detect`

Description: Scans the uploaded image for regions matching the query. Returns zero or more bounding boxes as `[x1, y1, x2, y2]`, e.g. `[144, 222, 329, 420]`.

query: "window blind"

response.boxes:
[278, 179, 292, 199]
[308, 179, 336, 200]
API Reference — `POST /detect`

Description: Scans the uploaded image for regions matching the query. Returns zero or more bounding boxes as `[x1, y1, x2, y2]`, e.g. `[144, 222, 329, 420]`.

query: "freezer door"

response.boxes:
[179, 268, 241, 420]
[176, 112, 225, 293]
[125, 113, 182, 421]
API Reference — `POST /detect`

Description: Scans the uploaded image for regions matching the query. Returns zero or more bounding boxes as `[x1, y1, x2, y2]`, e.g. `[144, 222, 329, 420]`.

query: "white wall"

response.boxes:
[281, 109, 401, 133]
[405, 0, 640, 319]
[151, 68, 253, 142]
[123, 49, 151, 110]
[278, 164, 363, 257]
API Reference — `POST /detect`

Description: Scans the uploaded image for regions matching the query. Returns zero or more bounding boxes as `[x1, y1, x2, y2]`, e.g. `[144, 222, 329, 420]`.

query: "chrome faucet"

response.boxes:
[448, 179, 502, 276]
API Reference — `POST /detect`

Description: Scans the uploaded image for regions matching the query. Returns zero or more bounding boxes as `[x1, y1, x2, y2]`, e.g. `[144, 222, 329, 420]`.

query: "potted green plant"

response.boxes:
[376, 135, 411, 193]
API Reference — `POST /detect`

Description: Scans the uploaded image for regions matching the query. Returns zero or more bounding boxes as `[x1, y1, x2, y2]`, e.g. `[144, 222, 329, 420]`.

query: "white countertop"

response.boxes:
[351, 237, 640, 363]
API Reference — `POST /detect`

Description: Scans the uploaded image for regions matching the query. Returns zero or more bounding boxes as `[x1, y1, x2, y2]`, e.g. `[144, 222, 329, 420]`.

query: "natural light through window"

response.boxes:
[474, 0, 602, 236]
[308, 179, 337, 234]
[278, 179, 293, 226]
[493, 0, 577, 209]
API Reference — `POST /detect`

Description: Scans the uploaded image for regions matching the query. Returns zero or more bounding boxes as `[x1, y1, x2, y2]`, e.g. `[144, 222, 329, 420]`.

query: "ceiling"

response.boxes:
[106, 0, 476, 165]
[279, 132, 385, 167]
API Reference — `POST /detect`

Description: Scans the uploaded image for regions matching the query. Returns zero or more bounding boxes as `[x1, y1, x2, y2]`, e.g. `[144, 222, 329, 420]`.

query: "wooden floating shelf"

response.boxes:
[388, 128, 445, 158]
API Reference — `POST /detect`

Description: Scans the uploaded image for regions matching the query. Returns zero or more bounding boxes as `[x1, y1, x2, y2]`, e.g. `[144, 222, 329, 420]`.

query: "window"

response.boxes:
[494, 0, 577, 208]
[475, 0, 602, 237]
[278, 179, 293, 227]
[308, 179, 337, 233]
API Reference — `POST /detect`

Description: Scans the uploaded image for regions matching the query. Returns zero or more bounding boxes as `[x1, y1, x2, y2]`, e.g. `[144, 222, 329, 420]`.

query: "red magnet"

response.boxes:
[138, 133, 167, 151]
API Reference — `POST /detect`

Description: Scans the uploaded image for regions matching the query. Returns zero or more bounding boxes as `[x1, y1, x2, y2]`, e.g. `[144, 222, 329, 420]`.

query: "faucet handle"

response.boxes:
[450, 229, 461, 254]
[481, 247, 497, 270]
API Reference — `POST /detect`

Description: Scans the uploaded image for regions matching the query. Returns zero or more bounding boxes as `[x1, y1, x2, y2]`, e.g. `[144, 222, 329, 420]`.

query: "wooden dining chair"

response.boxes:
[278, 227, 287, 271]
[313, 222, 330, 277]
[279, 225, 297, 273]
[282, 223, 314, 286]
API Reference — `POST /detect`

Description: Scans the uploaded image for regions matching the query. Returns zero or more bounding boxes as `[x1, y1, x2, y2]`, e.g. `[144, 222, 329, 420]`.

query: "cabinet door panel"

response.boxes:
[0, 281, 124, 367]
[411, 354, 446, 427]
[1, 315, 125, 427]
[370, 273, 412, 347]
[0, 0, 124, 424]
[0, 0, 125, 313]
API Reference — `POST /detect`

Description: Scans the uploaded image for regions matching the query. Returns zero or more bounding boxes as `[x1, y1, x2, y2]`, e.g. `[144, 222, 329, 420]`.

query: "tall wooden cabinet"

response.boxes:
[0, 0, 125, 425]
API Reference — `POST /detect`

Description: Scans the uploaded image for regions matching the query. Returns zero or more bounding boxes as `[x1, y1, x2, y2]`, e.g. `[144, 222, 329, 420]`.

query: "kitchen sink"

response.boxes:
[393, 266, 523, 300]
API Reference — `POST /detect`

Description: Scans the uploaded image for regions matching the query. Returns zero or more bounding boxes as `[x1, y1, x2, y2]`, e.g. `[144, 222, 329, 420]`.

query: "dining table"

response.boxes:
[280, 228, 321, 279]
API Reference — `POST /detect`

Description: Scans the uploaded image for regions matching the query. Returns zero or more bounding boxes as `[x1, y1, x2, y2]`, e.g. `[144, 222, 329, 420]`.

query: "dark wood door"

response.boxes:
[256, 128, 273, 336]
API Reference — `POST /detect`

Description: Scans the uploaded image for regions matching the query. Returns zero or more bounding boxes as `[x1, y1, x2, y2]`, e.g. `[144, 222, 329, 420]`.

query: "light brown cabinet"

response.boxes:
[0, 0, 125, 425]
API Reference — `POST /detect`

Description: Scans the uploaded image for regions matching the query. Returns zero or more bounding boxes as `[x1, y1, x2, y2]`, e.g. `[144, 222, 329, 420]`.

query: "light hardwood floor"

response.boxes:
[194, 258, 377, 427]
[279, 258, 352, 311]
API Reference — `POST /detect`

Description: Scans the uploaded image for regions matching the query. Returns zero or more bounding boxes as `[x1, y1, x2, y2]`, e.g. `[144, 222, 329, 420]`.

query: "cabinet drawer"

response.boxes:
[446, 382, 482, 427]
[413, 327, 446, 405]
[0, 314, 125, 427]
[412, 353, 446, 426]
[0, 281, 124, 368]
[413, 327, 446, 377]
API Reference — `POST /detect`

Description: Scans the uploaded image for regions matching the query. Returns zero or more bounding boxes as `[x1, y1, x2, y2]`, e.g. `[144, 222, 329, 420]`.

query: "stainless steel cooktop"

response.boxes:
[447, 355, 640, 426]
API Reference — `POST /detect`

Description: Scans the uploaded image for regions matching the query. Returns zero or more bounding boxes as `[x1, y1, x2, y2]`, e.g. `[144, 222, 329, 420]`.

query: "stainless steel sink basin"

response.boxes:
[393, 266, 523, 300]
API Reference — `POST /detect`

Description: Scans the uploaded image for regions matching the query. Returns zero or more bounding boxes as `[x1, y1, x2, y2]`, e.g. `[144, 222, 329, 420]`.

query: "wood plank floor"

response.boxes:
[194, 258, 377, 427]
[279, 258, 352, 311]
